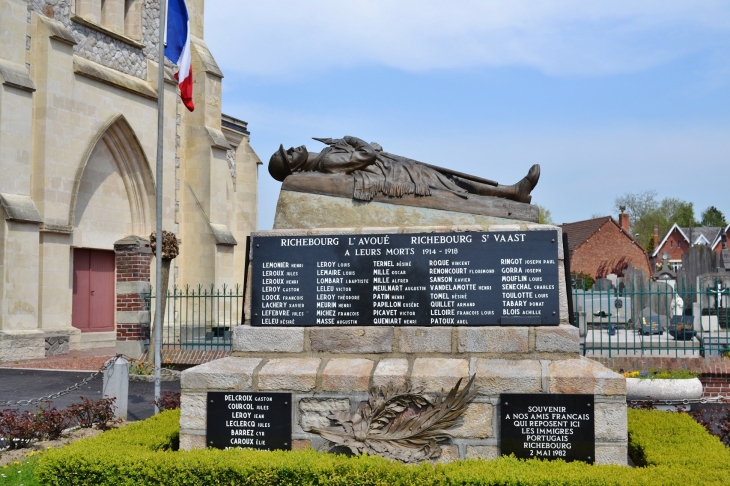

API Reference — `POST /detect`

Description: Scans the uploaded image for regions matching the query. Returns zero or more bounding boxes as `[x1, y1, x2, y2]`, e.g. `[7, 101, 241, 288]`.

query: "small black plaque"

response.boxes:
[251, 230, 560, 326]
[500, 394, 594, 463]
[206, 392, 292, 451]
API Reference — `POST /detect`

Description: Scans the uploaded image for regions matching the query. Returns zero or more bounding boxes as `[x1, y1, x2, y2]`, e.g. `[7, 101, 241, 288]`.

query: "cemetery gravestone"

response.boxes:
[593, 278, 613, 292]
[649, 281, 673, 317]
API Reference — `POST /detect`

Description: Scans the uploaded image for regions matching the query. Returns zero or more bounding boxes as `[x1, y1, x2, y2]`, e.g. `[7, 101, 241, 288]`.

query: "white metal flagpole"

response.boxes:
[153, 0, 168, 414]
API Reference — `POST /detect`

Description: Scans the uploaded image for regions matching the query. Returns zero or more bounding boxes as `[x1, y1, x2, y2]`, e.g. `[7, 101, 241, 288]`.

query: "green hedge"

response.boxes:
[34, 408, 730, 486]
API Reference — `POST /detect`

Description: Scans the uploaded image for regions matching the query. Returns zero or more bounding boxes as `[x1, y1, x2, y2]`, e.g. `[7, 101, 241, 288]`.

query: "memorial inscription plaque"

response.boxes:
[206, 392, 292, 451]
[251, 230, 560, 326]
[500, 394, 594, 463]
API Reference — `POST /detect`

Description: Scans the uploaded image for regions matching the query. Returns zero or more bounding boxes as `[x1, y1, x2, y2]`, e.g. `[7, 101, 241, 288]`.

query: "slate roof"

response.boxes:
[651, 224, 724, 257]
[680, 227, 722, 246]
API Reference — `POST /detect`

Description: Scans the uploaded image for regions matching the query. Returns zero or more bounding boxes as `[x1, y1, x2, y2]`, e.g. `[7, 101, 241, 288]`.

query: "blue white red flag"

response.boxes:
[165, 0, 194, 111]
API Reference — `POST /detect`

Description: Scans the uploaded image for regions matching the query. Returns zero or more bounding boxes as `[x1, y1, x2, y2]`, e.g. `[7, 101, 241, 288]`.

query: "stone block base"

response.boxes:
[44, 332, 70, 356]
[116, 339, 147, 359]
[180, 354, 627, 465]
[0, 330, 45, 361]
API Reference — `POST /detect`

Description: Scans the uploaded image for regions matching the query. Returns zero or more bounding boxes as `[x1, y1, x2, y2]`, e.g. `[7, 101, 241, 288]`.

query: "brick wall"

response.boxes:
[570, 221, 651, 278]
[114, 236, 151, 346]
[713, 228, 730, 255]
[115, 249, 151, 283]
[702, 377, 730, 398]
[654, 227, 687, 261]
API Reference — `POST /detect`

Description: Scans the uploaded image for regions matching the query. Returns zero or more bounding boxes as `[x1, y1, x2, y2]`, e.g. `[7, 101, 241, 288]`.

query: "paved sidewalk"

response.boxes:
[0, 347, 118, 372]
[0, 348, 180, 422]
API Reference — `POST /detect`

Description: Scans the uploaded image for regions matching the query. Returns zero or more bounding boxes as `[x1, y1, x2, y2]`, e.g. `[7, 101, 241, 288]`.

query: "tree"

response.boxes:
[537, 205, 555, 225]
[614, 190, 659, 226]
[613, 191, 696, 251]
[701, 206, 727, 227]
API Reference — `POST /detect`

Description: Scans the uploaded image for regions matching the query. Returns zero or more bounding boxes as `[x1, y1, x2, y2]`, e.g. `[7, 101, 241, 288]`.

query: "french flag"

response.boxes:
[165, 0, 194, 111]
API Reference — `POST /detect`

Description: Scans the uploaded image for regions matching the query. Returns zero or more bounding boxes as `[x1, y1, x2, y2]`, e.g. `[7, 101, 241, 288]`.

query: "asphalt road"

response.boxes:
[0, 369, 180, 421]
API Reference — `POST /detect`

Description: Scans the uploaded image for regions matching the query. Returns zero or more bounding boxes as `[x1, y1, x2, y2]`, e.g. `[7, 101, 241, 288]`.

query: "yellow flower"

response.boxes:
[13, 461, 19, 465]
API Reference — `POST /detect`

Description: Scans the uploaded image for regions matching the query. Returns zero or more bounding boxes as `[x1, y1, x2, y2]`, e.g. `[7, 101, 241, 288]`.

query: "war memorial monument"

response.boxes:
[179, 136, 627, 464]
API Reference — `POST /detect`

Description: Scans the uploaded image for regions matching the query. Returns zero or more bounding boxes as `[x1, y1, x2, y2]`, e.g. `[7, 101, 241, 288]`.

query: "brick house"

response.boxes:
[710, 224, 730, 254]
[561, 214, 652, 280]
[650, 224, 728, 271]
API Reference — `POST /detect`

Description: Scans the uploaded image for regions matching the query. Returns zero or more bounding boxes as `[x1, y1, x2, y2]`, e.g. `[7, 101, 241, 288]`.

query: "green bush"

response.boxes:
[34, 409, 730, 486]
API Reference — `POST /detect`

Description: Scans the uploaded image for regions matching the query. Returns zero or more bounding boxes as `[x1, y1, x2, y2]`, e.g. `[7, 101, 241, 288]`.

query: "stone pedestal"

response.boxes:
[179, 223, 627, 464]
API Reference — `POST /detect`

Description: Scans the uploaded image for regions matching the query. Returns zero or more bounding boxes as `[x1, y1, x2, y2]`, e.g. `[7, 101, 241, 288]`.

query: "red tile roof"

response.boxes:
[561, 216, 647, 253]
[560, 217, 613, 254]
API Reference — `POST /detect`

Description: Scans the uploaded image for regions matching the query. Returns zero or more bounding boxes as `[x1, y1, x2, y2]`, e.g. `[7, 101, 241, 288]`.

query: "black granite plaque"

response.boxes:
[250, 230, 560, 326]
[500, 393, 594, 463]
[206, 392, 291, 451]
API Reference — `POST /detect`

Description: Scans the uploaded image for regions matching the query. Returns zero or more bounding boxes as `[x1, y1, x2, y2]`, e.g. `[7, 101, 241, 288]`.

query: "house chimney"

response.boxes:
[653, 224, 659, 249]
[618, 206, 630, 232]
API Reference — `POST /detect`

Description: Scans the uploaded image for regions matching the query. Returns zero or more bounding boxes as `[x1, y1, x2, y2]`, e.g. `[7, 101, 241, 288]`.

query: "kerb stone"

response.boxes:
[321, 358, 374, 391]
[299, 398, 350, 430]
[594, 402, 627, 441]
[372, 358, 409, 389]
[474, 359, 542, 395]
[411, 358, 468, 392]
[181, 357, 261, 391]
[595, 445, 628, 465]
[548, 358, 625, 395]
[398, 327, 451, 353]
[179, 433, 206, 451]
[310, 327, 393, 353]
[457, 327, 528, 353]
[466, 446, 499, 460]
[535, 325, 580, 354]
[452, 402, 493, 438]
[232, 326, 304, 353]
[179, 392, 206, 430]
[258, 358, 320, 391]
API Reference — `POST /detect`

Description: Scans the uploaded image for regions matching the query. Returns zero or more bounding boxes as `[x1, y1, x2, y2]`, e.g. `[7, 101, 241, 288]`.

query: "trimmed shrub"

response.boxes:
[35, 409, 730, 486]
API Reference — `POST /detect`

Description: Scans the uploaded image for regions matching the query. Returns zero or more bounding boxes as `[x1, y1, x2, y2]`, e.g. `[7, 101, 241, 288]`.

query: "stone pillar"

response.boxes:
[101, 0, 125, 34]
[186, 0, 205, 39]
[76, 0, 101, 24]
[0, 195, 45, 362]
[114, 236, 151, 358]
[124, 0, 143, 40]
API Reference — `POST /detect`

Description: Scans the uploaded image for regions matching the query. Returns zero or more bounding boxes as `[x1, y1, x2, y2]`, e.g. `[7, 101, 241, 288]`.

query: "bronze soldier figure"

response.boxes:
[269, 136, 539, 204]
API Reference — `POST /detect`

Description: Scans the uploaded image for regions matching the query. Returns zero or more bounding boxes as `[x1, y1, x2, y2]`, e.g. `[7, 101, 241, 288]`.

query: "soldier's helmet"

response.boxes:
[268, 145, 292, 182]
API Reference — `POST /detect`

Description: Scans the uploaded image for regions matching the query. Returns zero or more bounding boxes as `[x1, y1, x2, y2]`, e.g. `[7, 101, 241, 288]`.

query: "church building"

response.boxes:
[0, 0, 260, 360]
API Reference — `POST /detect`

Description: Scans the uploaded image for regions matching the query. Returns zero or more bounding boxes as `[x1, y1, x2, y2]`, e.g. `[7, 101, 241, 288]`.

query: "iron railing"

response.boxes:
[147, 284, 244, 350]
[573, 278, 730, 358]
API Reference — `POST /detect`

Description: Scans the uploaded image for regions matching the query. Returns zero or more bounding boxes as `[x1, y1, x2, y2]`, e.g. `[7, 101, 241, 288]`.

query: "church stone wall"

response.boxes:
[27, 0, 154, 79]
[0, 0, 260, 360]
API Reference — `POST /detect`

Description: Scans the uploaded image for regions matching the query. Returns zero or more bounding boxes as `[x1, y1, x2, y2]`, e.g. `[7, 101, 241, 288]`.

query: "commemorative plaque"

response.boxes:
[206, 392, 292, 451]
[500, 394, 594, 463]
[250, 230, 560, 326]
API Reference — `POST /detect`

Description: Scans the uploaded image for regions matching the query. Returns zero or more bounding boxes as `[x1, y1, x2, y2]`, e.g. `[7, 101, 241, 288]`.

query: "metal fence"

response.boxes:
[148, 284, 244, 350]
[574, 278, 730, 358]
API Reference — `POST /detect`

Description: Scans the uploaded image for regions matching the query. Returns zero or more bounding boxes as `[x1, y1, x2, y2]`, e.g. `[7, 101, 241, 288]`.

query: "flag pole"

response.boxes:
[153, 0, 168, 414]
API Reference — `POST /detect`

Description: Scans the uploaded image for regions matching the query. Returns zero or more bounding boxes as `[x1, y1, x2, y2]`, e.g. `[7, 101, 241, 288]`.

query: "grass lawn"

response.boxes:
[1, 454, 42, 486]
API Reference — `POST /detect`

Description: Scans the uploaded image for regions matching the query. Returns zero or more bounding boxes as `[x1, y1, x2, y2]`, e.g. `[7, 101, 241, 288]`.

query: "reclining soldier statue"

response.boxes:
[268, 136, 540, 204]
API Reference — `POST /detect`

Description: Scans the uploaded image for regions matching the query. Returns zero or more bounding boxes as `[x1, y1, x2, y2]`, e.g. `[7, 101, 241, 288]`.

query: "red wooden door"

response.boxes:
[72, 249, 115, 332]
